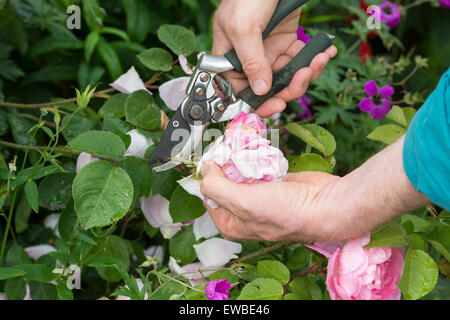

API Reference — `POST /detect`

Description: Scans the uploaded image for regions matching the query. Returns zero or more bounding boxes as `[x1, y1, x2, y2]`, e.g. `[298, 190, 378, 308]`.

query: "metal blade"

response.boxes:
[148, 108, 191, 164]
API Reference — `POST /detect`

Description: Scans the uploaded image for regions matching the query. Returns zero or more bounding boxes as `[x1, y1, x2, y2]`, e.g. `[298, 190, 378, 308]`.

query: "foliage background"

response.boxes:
[0, 0, 448, 300]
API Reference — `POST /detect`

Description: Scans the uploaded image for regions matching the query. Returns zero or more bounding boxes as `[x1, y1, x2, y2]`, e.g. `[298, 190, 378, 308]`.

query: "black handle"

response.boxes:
[224, 0, 310, 73]
[237, 32, 332, 109]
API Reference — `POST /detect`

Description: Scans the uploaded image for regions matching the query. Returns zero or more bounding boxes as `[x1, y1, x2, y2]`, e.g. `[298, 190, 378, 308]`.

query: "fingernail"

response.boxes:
[252, 79, 267, 95]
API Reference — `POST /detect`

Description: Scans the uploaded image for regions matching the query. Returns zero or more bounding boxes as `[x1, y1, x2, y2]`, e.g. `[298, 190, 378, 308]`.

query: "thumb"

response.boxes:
[200, 162, 242, 210]
[228, 30, 272, 96]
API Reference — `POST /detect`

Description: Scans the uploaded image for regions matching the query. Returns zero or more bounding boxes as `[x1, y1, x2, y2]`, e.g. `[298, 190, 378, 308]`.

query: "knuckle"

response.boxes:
[242, 57, 263, 76]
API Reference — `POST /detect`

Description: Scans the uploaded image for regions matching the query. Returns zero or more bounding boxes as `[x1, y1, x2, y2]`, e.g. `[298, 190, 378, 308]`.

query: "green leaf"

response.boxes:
[151, 281, 185, 300]
[99, 27, 130, 42]
[169, 185, 205, 223]
[137, 48, 173, 72]
[209, 270, 239, 284]
[61, 113, 95, 142]
[29, 35, 84, 57]
[82, 0, 104, 30]
[56, 281, 74, 300]
[286, 246, 310, 270]
[237, 278, 283, 300]
[121, 156, 152, 204]
[0, 109, 10, 136]
[6, 242, 32, 267]
[402, 107, 416, 126]
[367, 124, 406, 145]
[15, 264, 54, 282]
[8, 113, 34, 145]
[400, 214, 432, 233]
[99, 93, 128, 119]
[285, 123, 336, 156]
[28, 281, 58, 300]
[14, 194, 32, 234]
[0, 267, 27, 280]
[398, 250, 438, 300]
[169, 226, 197, 264]
[157, 24, 197, 56]
[58, 200, 78, 243]
[5, 277, 26, 300]
[25, 180, 39, 213]
[256, 260, 290, 285]
[407, 233, 428, 252]
[121, 0, 151, 43]
[96, 235, 131, 282]
[287, 153, 331, 173]
[85, 31, 99, 62]
[365, 222, 407, 248]
[289, 277, 323, 300]
[68, 130, 126, 161]
[151, 167, 182, 200]
[72, 161, 133, 229]
[125, 90, 160, 130]
[38, 173, 75, 211]
[96, 37, 122, 80]
[386, 105, 407, 127]
[428, 225, 450, 261]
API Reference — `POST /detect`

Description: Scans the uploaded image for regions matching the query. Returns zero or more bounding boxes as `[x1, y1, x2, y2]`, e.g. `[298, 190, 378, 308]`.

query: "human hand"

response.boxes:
[212, 0, 338, 117]
[200, 136, 430, 243]
[200, 162, 341, 243]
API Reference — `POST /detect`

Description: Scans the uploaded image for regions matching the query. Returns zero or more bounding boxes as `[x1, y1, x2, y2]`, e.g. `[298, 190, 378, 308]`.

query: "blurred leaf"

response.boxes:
[157, 24, 197, 56]
[0, 267, 27, 280]
[137, 48, 173, 72]
[286, 123, 336, 156]
[72, 161, 133, 229]
[84, 31, 99, 63]
[121, 0, 151, 43]
[121, 156, 152, 204]
[4, 277, 26, 300]
[77, 62, 104, 91]
[28, 35, 83, 57]
[96, 37, 122, 80]
[61, 113, 95, 142]
[0, 109, 10, 136]
[287, 153, 331, 173]
[25, 180, 39, 213]
[6, 242, 32, 266]
[428, 225, 450, 261]
[28, 281, 57, 300]
[367, 124, 406, 145]
[96, 235, 131, 282]
[14, 194, 32, 234]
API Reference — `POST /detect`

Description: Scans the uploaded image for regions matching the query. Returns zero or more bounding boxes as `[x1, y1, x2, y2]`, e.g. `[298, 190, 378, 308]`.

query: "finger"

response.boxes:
[254, 97, 286, 117]
[272, 67, 315, 102]
[205, 204, 249, 241]
[200, 162, 248, 216]
[227, 27, 272, 96]
[263, 33, 298, 65]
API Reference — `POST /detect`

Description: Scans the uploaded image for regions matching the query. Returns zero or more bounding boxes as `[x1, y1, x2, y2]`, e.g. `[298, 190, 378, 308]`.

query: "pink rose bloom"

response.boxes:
[200, 112, 288, 184]
[306, 234, 405, 300]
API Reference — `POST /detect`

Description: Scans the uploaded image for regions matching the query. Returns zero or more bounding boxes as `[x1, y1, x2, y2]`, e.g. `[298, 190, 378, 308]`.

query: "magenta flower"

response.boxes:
[379, 1, 401, 28]
[439, 0, 450, 8]
[359, 80, 394, 120]
[296, 26, 311, 43]
[205, 279, 231, 300]
[297, 95, 312, 119]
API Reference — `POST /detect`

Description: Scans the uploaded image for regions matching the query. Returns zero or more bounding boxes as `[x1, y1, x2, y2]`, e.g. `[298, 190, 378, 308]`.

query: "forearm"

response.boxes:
[319, 135, 430, 240]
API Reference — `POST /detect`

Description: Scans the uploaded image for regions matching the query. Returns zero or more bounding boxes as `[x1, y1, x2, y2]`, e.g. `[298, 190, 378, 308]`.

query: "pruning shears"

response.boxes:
[149, 0, 334, 172]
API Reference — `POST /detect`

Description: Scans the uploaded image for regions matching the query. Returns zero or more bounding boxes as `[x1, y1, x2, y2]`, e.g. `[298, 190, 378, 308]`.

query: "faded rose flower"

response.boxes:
[307, 234, 405, 300]
[178, 55, 194, 74]
[110, 66, 151, 95]
[124, 129, 154, 158]
[205, 279, 231, 300]
[359, 80, 394, 120]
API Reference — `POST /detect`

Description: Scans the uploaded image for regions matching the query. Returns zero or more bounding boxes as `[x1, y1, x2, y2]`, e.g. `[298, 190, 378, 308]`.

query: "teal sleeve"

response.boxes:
[403, 68, 450, 211]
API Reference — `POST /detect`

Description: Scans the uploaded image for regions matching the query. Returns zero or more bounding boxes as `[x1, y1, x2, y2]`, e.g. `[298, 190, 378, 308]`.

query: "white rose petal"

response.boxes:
[25, 244, 56, 261]
[158, 77, 190, 111]
[193, 212, 219, 241]
[194, 238, 242, 268]
[110, 66, 151, 95]
[125, 129, 154, 158]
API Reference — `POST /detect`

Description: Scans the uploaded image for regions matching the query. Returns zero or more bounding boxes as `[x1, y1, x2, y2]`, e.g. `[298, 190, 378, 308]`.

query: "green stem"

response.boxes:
[229, 241, 293, 265]
[0, 140, 78, 157]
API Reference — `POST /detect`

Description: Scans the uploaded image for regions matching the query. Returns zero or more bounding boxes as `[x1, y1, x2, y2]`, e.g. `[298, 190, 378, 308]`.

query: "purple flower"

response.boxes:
[296, 26, 311, 44]
[379, 1, 401, 28]
[439, 0, 450, 8]
[359, 80, 394, 120]
[205, 279, 231, 300]
[298, 95, 312, 119]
